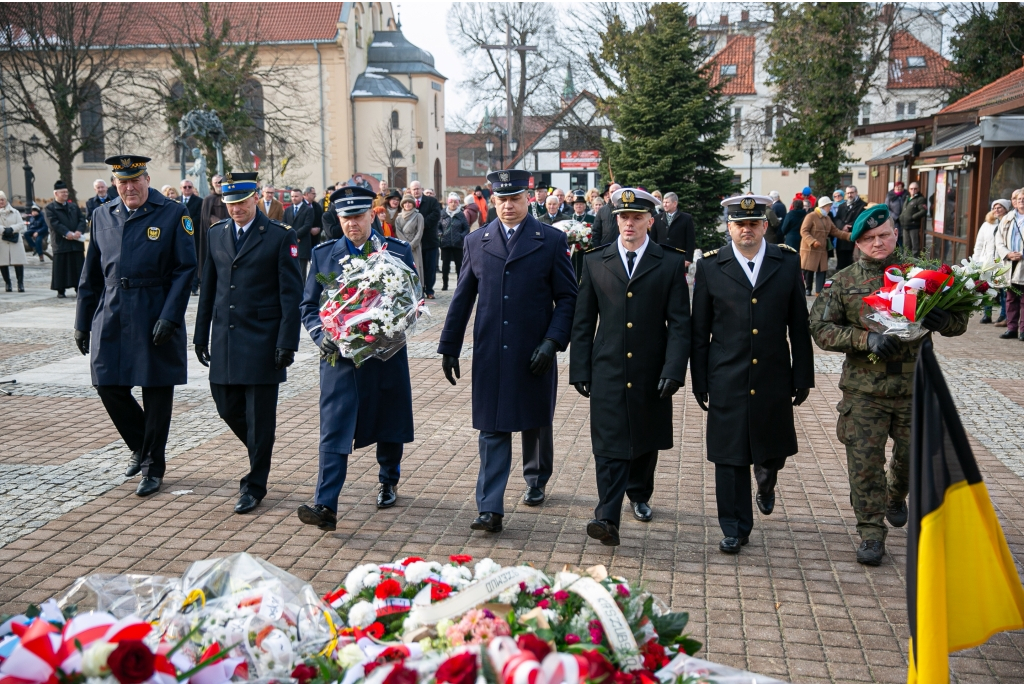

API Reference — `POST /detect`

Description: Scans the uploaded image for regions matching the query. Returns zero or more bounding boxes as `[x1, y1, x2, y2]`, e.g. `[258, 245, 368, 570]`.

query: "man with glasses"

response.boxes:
[810, 205, 967, 565]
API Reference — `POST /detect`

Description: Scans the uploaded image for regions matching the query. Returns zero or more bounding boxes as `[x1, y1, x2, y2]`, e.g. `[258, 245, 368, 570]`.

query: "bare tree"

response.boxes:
[367, 119, 407, 187]
[0, 2, 140, 201]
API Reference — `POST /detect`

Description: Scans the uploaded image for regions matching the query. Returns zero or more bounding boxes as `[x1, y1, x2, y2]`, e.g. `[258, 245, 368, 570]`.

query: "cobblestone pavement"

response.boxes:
[3, 259, 1024, 682]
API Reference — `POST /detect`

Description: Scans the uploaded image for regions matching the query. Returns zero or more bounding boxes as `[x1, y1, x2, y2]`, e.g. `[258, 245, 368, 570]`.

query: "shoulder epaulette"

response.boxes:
[386, 236, 410, 247]
[211, 217, 230, 227]
[268, 219, 290, 230]
[668, 246, 687, 254]
[584, 245, 602, 254]
[702, 248, 720, 258]
[779, 244, 798, 253]
[313, 239, 338, 251]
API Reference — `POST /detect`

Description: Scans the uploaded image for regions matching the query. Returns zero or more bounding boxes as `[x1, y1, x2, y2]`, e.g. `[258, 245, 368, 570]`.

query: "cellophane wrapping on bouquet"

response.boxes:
[552, 220, 593, 257]
[318, 238, 428, 367]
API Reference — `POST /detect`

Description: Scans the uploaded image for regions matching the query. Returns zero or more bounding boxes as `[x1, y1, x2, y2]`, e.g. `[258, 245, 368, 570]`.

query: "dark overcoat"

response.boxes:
[690, 242, 814, 465]
[193, 211, 303, 385]
[652, 211, 696, 263]
[569, 241, 691, 459]
[438, 214, 578, 433]
[75, 189, 197, 387]
[284, 202, 317, 260]
[300, 232, 416, 452]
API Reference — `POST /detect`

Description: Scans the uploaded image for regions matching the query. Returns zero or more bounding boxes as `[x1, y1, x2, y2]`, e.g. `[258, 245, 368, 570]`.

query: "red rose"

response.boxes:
[579, 649, 616, 683]
[553, 590, 570, 604]
[640, 639, 669, 670]
[538, 599, 550, 609]
[616, 584, 630, 598]
[375, 578, 402, 599]
[977, 281, 990, 294]
[435, 652, 478, 684]
[564, 633, 581, 645]
[107, 640, 155, 684]
[291, 663, 319, 684]
[449, 554, 473, 564]
[431, 583, 452, 601]
[940, 264, 953, 275]
[924, 280, 940, 295]
[516, 633, 552, 662]
[383, 663, 419, 684]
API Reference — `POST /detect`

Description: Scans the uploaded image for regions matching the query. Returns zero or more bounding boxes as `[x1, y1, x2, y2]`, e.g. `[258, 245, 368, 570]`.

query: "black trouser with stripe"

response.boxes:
[210, 383, 279, 499]
[95, 385, 174, 478]
[594, 451, 659, 528]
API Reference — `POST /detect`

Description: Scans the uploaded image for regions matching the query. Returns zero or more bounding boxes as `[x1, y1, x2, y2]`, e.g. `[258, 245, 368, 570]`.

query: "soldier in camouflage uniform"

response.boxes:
[809, 205, 968, 565]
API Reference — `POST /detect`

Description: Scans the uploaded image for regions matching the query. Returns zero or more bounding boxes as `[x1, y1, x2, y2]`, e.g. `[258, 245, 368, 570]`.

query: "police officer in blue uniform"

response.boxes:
[193, 172, 303, 514]
[296, 185, 417, 531]
[74, 155, 197, 497]
[439, 169, 578, 533]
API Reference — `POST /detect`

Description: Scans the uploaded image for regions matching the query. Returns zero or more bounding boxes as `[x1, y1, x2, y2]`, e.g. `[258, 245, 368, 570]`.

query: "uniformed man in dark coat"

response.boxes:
[296, 186, 417, 532]
[193, 172, 303, 514]
[74, 155, 197, 497]
[438, 169, 578, 533]
[691, 194, 814, 554]
[570, 188, 690, 546]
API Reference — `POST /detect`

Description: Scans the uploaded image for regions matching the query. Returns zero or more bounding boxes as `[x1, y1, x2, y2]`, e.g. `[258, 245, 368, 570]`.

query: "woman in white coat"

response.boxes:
[0, 191, 27, 292]
[974, 198, 1010, 324]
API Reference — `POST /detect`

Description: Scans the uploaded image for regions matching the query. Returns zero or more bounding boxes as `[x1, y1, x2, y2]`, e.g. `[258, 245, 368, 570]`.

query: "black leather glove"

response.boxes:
[695, 392, 709, 412]
[922, 306, 951, 333]
[658, 378, 681, 399]
[792, 388, 810, 406]
[319, 335, 339, 358]
[866, 332, 901, 361]
[442, 354, 461, 386]
[195, 344, 210, 367]
[74, 329, 89, 356]
[275, 348, 295, 370]
[574, 381, 590, 398]
[529, 338, 559, 376]
[152, 319, 178, 346]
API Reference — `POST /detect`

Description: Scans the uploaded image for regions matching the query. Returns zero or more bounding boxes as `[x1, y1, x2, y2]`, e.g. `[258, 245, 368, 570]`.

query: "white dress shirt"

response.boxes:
[500, 222, 522, 240]
[234, 215, 256, 238]
[731, 238, 767, 287]
[617, 234, 650, 278]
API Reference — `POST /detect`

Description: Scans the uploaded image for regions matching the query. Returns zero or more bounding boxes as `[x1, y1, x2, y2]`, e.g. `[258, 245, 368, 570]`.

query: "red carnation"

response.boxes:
[977, 281, 991, 294]
[431, 583, 452, 601]
[940, 264, 953, 275]
[449, 554, 473, 564]
[565, 633, 581, 645]
[383, 663, 419, 684]
[435, 652, 478, 684]
[375, 578, 402, 599]
[579, 649, 617, 683]
[361, 622, 385, 640]
[538, 599, 550, 609]
[516, 633, 552, 662]
[107, 640, 155, 684]
[640, 639, 670, 670]
[553, 590, 570, 604]
[924, 279, 941, 295]
[291, 663, 319, 684]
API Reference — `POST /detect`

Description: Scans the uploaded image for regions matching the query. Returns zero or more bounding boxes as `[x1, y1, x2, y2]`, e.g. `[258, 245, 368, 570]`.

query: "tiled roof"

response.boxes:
[887, 31, 956, 90]
[940, 65, 1024, 114]
[705, 35, 756, 95]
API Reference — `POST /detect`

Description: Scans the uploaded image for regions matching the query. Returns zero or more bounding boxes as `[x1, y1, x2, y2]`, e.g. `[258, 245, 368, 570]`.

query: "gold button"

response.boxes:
[752, 329, 758, 335]
[750, 389, 756, 395]
[627, 383, 632, 389]
[752, 298, 758, 304]
[627, 322, 633, 328]
[627, 292, 633, 298]
[627, 352, 633, 358]
[752, 359, 758, 364]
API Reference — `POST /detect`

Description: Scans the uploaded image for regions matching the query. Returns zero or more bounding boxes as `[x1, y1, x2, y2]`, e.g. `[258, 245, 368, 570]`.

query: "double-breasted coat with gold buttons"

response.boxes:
[690, 242, 814, 466]
[569, 240, 691, 460]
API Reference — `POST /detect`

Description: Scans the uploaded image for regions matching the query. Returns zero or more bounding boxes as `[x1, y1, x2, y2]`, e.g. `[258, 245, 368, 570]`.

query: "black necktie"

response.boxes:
[748, 261, 755, 272]
[236, 226, 244, 249]
[627, 251, 637, 277]
[506, 227, 514, 240]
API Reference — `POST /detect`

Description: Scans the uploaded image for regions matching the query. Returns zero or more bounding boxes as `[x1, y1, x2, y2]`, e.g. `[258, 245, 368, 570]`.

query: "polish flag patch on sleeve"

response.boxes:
[290, 244, 298, 258]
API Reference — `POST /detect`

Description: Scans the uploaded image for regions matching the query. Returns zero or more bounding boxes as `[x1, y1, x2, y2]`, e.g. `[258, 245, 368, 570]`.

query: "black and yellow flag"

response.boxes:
[907, 339, 1024, 683]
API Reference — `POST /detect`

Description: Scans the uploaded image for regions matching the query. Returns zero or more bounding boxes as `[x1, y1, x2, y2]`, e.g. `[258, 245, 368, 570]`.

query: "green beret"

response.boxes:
[851, 205, 891, 242]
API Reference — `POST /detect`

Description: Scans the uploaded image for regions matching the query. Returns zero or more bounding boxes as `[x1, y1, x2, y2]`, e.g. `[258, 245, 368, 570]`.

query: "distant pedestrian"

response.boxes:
[410, 180, 440, 299]
[395, 193, 424, 275]
[198, 174, 228, 294]
[769, 190, 787, 225]
[259, 184, 285, 221]
[26, 206, 48, 262]
[778, 200, 807, 251]
[179, 179, 203, 220]
[799, 196, 850, 295]
[284, 188, 316, 278]
[898, 182, 927, 255]
[539, 195, 568, 225]
[85, 179, 113, 223]
[996, 189, 1024, 339]
[439, 192, 469, 290]
[45, 180, 87, 299]
[975, 199, 1010, 324]
[885, 180, 906, 237]
[161, 185, 179, 200]
[835, 185, 865, 269]
[0, 191, 27, 292]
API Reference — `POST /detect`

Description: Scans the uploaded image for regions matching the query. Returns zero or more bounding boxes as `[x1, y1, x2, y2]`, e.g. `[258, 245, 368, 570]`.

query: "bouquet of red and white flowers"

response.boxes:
[317, 238, 428, 367]
[553, 220, 593, 257]
[861, 255, 1009, 343]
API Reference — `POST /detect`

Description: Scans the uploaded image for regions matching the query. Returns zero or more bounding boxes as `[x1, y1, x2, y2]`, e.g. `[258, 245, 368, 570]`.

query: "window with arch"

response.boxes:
[391, 110, 400, 130]
[80, 83, 105, 163]
[354, 7, 362, 48]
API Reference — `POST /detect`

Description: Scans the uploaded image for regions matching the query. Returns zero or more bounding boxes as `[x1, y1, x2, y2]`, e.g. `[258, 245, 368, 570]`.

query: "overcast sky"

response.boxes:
[394, 3, 470, 126]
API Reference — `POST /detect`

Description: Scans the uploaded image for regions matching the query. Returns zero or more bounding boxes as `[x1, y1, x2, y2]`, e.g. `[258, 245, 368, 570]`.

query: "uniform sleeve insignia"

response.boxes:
[182, 216, 194, 236]
[824, 280, 832, 289]
[780, 244, 798, 253]
[702, 248, 720, 258]
[290, 244, 298, 258]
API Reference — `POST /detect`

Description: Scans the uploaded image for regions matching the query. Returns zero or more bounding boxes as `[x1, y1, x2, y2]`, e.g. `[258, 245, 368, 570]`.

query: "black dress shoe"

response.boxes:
[756, 490, 775, 515]
[136, 476, 162, 497]
[586, 519, 620, 546]
[980, 316, 993, 324]
[124, 451, 142, 477]
[297, 504, 337, 531]
[856, 539, 885, 566]
[234, 493, 261, 514]
[377, 483, 397, 509]
[719, 536, 750, 554]
[885, 498, 908, 527]
[1000, 329, 1019, 339]
[632, 501, 653, 522]
[523, 486, 545, 506]
[56, 291, 66, 299]
[470, 512, 503, 532]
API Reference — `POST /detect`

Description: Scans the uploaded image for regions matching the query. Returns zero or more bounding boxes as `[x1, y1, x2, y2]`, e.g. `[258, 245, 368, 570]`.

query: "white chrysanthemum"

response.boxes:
[344, 563, 380, 595]
[348, 600, 377, 629]
[498, 586, 520, 604]
[524, 575, 547, 593]
[440, 564, 472, 589]
[362, 572, 382, 590]
[473, 558, 501, 580]
[338, 642, 366, 669]
[81, 641, 117, 677]
[405, 560, 441, 585]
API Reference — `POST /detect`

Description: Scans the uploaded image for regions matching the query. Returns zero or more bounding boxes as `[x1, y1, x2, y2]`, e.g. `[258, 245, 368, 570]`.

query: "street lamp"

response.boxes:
[485, 138, 494, 153]
[510, 139, 518, 154]
[10, 135, 36, 206]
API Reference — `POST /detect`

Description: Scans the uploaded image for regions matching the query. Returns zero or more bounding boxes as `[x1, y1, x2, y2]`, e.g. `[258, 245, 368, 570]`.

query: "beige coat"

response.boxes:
[995, 211, 1024, 285]
[799, 209, 849, 272]
[0, 203, 27, 266]
[395, 209, 424, 273]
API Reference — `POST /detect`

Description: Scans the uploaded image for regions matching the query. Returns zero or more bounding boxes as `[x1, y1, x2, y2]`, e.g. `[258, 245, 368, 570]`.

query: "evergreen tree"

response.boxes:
[590, 3, 736, 249]
[947, 4, 1024, 103]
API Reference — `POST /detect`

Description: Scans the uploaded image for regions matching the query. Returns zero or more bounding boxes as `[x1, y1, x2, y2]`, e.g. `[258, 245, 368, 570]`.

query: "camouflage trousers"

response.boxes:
[836, 391, 911, 541]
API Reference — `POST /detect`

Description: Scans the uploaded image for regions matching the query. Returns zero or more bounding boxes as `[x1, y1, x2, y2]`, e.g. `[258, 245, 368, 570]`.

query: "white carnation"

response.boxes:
[497, 587, 520, 604]
[440, 565, 472, 589]
[344, 563, 381, 595]
[338, 642, 367, 669]
[348, 600, 377, 629]
[473, 558, 501, 580]
[402, 607, 424, 633]
[362, 572, 382, 590]
[405, 561, 441, 585]
[80, 641, 117, 678]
